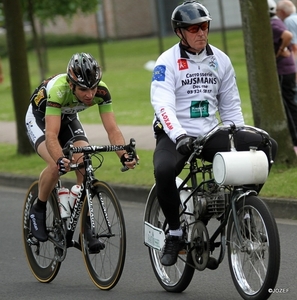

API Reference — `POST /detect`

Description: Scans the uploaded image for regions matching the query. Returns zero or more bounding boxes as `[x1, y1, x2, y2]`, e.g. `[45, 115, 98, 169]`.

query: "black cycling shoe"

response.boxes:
[160, 234, 184, 266]
[86, 224, 105, 254]
[206, 257, 219, 270]
[29, 205, 48, 242]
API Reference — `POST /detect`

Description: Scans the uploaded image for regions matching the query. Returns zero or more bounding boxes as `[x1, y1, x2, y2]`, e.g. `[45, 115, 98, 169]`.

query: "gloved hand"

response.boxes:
[56, 157, 67, 175]
[120, 153, 132, 167]
[176, 135, 194, 155]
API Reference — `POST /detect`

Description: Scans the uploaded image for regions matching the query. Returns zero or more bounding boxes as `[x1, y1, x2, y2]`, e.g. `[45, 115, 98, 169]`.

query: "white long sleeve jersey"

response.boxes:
[151, 43, 245, 142]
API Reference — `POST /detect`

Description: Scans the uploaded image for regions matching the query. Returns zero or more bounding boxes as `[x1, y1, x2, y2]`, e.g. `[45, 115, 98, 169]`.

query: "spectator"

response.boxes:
[276, 0, 297, 103]
[269, 0, 297, 154]
[277, 0, 297, 62]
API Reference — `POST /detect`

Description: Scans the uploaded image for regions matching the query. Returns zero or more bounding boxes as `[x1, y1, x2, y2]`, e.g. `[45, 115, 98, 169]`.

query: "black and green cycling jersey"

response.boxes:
[30, 73, 113, 116]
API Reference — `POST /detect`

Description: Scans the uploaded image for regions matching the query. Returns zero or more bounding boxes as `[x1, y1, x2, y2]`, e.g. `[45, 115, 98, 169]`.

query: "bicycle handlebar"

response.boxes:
[187, 123, 273, 164]
[62, 138, 138, 173]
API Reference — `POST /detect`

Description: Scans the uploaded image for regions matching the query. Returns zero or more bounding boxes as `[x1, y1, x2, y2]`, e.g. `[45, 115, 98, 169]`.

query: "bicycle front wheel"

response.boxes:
[227, 195, 280, 300]
[80, 181, 126, 290]
[143, 184, 195, 293]
[22, 181, 62, 283]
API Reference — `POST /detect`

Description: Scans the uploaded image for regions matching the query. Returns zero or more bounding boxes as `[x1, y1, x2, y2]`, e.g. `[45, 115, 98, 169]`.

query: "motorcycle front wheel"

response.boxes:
[227, 195, 280, 300]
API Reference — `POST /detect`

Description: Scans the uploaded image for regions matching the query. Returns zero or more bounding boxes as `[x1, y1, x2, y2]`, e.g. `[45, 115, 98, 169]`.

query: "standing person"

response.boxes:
[269, 0, 297, 154]
[25, 52, 138, 251]
[276, 0, 297, 65]
[276, 0, 297, 103]
[150, 0, 277, 267]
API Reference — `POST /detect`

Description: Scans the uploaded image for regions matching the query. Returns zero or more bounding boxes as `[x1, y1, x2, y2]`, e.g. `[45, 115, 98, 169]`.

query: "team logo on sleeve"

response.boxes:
[178, 59, 188, 70]
[152, 65, 166, 81]
[34, 88, 46, 106]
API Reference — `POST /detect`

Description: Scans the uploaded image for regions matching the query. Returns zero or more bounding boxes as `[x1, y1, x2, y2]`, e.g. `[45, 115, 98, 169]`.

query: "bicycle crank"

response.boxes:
[48, 218, 67, 262]
[190, 221, 210, 270]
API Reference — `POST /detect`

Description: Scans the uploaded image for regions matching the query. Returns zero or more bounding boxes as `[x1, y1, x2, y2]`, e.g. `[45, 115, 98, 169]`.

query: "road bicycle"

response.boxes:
[22, 138, 137, 290]
[144, 124, 280, 300]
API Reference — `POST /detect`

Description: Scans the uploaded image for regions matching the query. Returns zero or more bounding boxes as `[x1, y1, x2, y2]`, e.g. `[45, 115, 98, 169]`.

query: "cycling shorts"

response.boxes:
[25, 103, 88, 153]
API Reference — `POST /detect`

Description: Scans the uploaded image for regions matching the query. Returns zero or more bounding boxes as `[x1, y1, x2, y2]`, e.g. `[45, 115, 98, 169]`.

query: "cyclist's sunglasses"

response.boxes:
[184, 22, 209, 33]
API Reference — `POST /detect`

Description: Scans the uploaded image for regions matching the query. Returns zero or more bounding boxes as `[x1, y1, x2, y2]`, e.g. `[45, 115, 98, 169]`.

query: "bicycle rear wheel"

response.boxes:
[227, 195, 280, 300]
[143, 185, 195, 293]
[22, 181, 62, 283]
[80, 181, 126, 290]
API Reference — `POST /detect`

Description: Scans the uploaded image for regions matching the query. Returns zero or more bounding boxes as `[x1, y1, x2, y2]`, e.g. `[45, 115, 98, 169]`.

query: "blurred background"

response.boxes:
[0, 0, 242, 40]
[0, 0, 244, 60]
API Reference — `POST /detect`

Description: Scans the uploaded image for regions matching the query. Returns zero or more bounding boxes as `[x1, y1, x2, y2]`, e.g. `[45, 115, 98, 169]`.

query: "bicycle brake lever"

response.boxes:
[186, 152, 196, 165]
[121, 165, 129, 172]
[62, 143, 74, 161]
[186, 136, 204, 164]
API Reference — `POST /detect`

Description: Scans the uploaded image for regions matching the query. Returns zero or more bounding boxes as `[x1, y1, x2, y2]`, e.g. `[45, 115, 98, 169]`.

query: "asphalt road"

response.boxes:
[0, 185, 296, 300]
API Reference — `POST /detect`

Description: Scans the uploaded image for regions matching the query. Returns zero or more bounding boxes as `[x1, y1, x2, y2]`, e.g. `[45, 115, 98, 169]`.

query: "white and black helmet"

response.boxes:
[67, 53, 102, 89]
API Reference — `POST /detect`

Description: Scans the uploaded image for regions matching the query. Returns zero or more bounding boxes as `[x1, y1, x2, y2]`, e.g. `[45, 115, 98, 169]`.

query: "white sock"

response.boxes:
[169, 228, 183, 237]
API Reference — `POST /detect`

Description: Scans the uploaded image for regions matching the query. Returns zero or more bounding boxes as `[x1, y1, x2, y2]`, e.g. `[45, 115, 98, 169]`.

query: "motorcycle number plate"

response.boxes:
[144, 221, 165, 251]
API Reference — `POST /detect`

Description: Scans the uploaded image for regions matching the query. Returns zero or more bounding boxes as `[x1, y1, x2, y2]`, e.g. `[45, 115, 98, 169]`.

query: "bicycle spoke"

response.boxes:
[227, 195, 280, 299]
[22, 182, 62, 283]
[144, 186, 195, 292]
[81, 181, 126, 290]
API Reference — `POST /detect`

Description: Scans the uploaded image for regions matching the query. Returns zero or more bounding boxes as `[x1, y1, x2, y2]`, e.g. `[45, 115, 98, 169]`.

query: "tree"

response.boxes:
[27, 0, 47, 80]
[2, 0, 33, 155]
[23, 0, 99, 81]
[239, 0, 296, 165]
[2, 0, 101, 155]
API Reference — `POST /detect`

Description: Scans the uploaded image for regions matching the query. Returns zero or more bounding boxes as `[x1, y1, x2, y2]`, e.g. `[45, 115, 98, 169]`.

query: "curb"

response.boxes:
[1, 173, 297, 220]
[0, 173, 150, 204]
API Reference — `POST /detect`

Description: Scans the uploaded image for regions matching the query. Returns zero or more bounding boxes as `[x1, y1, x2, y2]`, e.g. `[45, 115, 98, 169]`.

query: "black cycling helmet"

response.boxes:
[67, 52, 102, 89]
[171, 1, 212, 32]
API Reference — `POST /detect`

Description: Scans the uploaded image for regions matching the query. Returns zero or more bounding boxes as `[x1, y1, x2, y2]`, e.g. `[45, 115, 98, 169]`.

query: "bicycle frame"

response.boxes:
[180, 125, 272, 252]
[177, 156, 258, 264]
[168, 125, 271, 263]
[143, 125, 280, 297]
[23, 138, 136, 289]
[144, 124, 272, 252]
[61, 142, 136, 249]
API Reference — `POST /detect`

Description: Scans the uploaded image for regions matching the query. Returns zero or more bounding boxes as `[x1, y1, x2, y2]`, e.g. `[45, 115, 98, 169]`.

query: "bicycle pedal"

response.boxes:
[27, 237, 39, 246]
[54, 247, 66, 262]
[179, 249, 187, 255]
[206, 257, 219, 270]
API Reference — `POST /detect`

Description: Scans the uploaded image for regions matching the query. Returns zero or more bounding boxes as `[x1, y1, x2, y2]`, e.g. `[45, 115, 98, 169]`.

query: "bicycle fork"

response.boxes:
[230, 189, 257, 245]
[90, 182, 114, 239]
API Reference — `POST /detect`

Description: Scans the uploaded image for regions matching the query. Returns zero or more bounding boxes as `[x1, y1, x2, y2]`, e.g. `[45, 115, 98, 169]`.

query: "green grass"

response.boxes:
[0, 30, 296, 199]
[0, 30, 251, 125]
[0, 143, 294, 199]
[0, 144, 155, 187]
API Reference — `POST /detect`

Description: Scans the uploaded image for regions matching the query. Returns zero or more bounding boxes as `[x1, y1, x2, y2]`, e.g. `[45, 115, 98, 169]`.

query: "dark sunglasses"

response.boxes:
[184, 22, 208, 33]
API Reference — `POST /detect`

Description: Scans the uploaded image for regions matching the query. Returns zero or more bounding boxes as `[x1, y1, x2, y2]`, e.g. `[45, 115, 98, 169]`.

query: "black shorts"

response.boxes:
[25, 104, 88, 152]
